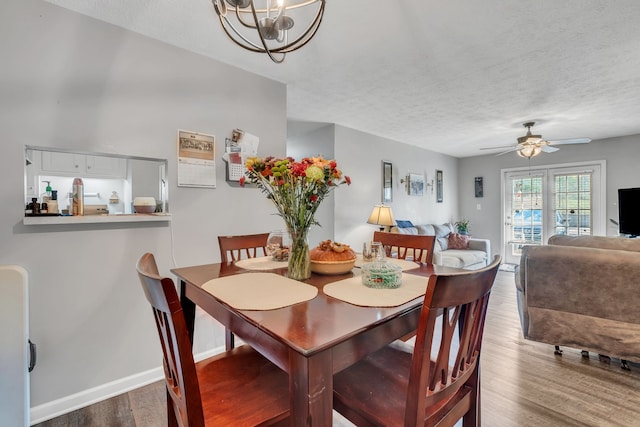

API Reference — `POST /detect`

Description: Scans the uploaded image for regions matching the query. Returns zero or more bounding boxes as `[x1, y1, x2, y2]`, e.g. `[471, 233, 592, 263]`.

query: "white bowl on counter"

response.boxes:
[133, 197, 156, 213]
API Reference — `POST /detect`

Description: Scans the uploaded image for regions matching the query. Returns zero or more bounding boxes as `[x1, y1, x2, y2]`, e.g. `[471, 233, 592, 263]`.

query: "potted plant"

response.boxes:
[455, 219, 470, 235]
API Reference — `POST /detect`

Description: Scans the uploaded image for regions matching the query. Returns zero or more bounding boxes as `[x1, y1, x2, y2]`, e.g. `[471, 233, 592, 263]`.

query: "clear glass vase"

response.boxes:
[287, 229, 311, 280]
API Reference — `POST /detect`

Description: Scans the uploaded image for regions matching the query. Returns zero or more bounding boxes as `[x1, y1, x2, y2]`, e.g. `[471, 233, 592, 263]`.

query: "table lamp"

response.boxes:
[367, 205, 396, 231]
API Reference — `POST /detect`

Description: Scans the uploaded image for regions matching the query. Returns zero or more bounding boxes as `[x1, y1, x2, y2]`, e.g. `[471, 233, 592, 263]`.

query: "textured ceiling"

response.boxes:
[45, 0, 640, 158]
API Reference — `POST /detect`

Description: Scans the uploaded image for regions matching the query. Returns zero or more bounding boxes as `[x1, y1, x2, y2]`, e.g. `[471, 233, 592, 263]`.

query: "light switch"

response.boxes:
[476, 203, 482, 210]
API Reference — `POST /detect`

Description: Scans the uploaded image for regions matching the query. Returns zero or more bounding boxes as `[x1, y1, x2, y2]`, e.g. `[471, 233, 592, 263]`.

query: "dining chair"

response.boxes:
[373, 230, 436, 264]
[217, 232, 270, 263]
[136, 253, 289, 427]
[333, 255, 502, 427]
[217, 232, 270, 349]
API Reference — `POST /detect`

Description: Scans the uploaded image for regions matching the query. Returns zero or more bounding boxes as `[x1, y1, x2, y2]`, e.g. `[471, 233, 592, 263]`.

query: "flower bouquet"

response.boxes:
[241, 156, 350, 280]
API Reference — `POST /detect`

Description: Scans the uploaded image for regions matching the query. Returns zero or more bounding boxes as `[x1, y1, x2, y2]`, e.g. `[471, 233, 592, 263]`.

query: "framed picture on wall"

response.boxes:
[382, 161, 393, 203]
[408, 173, 425, 196]
[475, 176, 484, 198]
[436, 169, 443, 203]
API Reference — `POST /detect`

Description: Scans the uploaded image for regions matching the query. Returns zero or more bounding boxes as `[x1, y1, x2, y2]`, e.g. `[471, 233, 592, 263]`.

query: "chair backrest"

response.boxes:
[404, 255, 501, 426]
[373, 231, 436, 264]
[136, 253, 204, 427]
[217, 232, 270, 263]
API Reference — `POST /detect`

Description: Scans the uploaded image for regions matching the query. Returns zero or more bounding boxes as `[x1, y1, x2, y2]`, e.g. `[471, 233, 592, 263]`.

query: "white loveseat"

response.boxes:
[390, 222, 490, 270]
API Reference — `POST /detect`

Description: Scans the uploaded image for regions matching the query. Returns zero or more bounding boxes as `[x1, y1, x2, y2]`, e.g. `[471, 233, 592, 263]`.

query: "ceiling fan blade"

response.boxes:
[495, 146, 520, 156]
[480, 144, 515, 150]
[541, 145, 559, 153]
[547, 137, 591, 145]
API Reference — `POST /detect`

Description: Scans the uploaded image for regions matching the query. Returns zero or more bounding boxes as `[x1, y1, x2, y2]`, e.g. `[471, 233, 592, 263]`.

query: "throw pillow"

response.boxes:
[433, 224, 452, 251]
[395, 220, 414, 228]
[437, 236, 448, 251]
[448, 233, 471, 249]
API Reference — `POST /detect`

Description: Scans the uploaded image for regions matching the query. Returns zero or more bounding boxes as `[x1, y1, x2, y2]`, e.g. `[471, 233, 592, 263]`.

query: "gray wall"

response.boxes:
[1, 0, 287, 419]
[458, 134, 640, 259]
[334, 125, 459, 248]
[287, 122, 336, 247]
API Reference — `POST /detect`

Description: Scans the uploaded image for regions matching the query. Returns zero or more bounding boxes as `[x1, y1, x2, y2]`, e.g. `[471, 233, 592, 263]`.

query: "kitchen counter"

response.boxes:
[23, 213, 171, 225]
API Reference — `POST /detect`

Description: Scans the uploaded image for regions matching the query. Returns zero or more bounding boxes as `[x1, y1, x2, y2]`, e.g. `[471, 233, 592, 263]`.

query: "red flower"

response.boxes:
[345, 176, 351, 185]
[239, 176, 246, 187]
[310, 194, 318, 202]
[291, 162, 308, 176]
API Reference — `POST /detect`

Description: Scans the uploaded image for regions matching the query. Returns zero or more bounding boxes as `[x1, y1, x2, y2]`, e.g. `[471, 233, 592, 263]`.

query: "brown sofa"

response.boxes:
[515, 235, 640, 366]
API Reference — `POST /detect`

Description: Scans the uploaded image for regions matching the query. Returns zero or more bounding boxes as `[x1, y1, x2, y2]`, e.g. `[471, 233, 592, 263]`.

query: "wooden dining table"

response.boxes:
[171, 260, 459, 426]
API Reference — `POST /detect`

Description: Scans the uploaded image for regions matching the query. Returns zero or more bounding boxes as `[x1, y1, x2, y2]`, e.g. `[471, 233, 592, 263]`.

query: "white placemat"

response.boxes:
[323, 272, 427, 307]
[202, 272, 318, 310]
[354, 254, 420, 271]
[235, 256, 288, 271]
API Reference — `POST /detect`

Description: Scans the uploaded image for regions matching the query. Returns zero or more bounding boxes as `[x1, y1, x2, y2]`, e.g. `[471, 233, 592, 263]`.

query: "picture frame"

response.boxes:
[436, 169, 443, 203]
[382, 161, 393, 203]
[475, 176, 484, 198]
[408, 173, 425, 196]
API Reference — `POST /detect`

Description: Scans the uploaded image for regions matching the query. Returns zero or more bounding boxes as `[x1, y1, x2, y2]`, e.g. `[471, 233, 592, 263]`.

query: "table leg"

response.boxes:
[179, 279, 196, 349]
[289, 350, 333, 427]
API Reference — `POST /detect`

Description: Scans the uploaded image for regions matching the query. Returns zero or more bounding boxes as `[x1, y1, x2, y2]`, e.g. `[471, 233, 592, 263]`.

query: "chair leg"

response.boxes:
[598, 354, 611, 364]
[225, 329, 235, 351]
[167, 387, 179, 427]
[554, 345, 563, 355]
[463, 365, 480, 426]
[621, 359, 631, 371]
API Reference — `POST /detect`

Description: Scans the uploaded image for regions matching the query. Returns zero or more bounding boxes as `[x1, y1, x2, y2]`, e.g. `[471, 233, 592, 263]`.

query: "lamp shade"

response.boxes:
[367, 205, 396, 227]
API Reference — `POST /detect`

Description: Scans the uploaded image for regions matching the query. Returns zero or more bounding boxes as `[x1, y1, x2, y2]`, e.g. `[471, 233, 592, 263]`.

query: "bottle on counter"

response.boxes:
[48, 190, 59, 214]
[72, 177, 84, 216]
[41, 181, 52, 203]
[31, 197, 40, 215]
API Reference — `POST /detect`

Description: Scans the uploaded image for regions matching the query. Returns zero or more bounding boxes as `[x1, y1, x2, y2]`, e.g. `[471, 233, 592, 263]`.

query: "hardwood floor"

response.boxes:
[35, 271, 640, 426]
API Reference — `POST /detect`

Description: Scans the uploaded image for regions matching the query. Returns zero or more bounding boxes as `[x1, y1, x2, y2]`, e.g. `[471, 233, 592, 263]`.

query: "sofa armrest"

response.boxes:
[468, 238, 490, 256]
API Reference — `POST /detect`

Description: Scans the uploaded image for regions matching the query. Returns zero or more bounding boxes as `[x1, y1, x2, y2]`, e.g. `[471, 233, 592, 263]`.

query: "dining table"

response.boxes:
[171, 257, 462, 427]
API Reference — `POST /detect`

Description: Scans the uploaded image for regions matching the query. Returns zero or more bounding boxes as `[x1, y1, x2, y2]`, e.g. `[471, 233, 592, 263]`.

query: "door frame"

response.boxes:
[500, 160, 607, 265]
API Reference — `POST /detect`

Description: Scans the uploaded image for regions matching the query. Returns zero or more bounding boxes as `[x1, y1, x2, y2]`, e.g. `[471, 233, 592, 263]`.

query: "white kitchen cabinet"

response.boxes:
[85, 155, 126, 177]
[41, 151, 85, 175]
[41, 151, 126, 178]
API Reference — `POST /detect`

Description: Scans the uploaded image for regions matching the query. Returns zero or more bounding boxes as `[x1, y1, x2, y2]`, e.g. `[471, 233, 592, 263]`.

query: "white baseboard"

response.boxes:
[30, 346, 222, 425]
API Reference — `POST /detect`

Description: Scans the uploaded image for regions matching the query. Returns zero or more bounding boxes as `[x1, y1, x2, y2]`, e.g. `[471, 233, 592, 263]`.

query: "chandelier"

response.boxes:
[212, 0, 326, 63]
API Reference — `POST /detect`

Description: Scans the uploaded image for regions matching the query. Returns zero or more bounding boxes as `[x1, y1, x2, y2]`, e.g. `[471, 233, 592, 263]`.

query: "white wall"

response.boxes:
[458, 134, 640, 260]
[1, 0, 287, 421]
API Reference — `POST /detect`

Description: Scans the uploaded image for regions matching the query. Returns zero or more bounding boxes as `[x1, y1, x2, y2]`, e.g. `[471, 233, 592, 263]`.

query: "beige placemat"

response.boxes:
[235, 256, 288, 271]
[354, 254, 420, 271]
[323, 272, 427, 307]
[202, 273, 318, 310]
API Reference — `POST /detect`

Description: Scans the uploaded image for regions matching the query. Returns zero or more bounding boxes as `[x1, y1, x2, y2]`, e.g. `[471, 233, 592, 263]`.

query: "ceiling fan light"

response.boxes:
[517, 145, 542, 158]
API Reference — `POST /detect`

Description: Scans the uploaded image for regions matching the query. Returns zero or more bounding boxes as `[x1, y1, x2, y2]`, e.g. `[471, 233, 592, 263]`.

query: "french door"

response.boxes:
[502, 162, 605, 265]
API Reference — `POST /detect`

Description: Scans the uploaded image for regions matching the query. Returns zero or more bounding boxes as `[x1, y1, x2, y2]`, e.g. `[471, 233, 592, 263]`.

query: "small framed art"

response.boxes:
[436, 170, 443, 203]
[475, 176, 484, 198]
[408, 173, 425, 196]
[382, 161, 393, 203]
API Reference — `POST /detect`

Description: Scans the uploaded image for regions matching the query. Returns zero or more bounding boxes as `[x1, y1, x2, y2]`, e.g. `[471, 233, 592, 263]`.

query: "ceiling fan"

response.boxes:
[482, 122, 591, 158]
